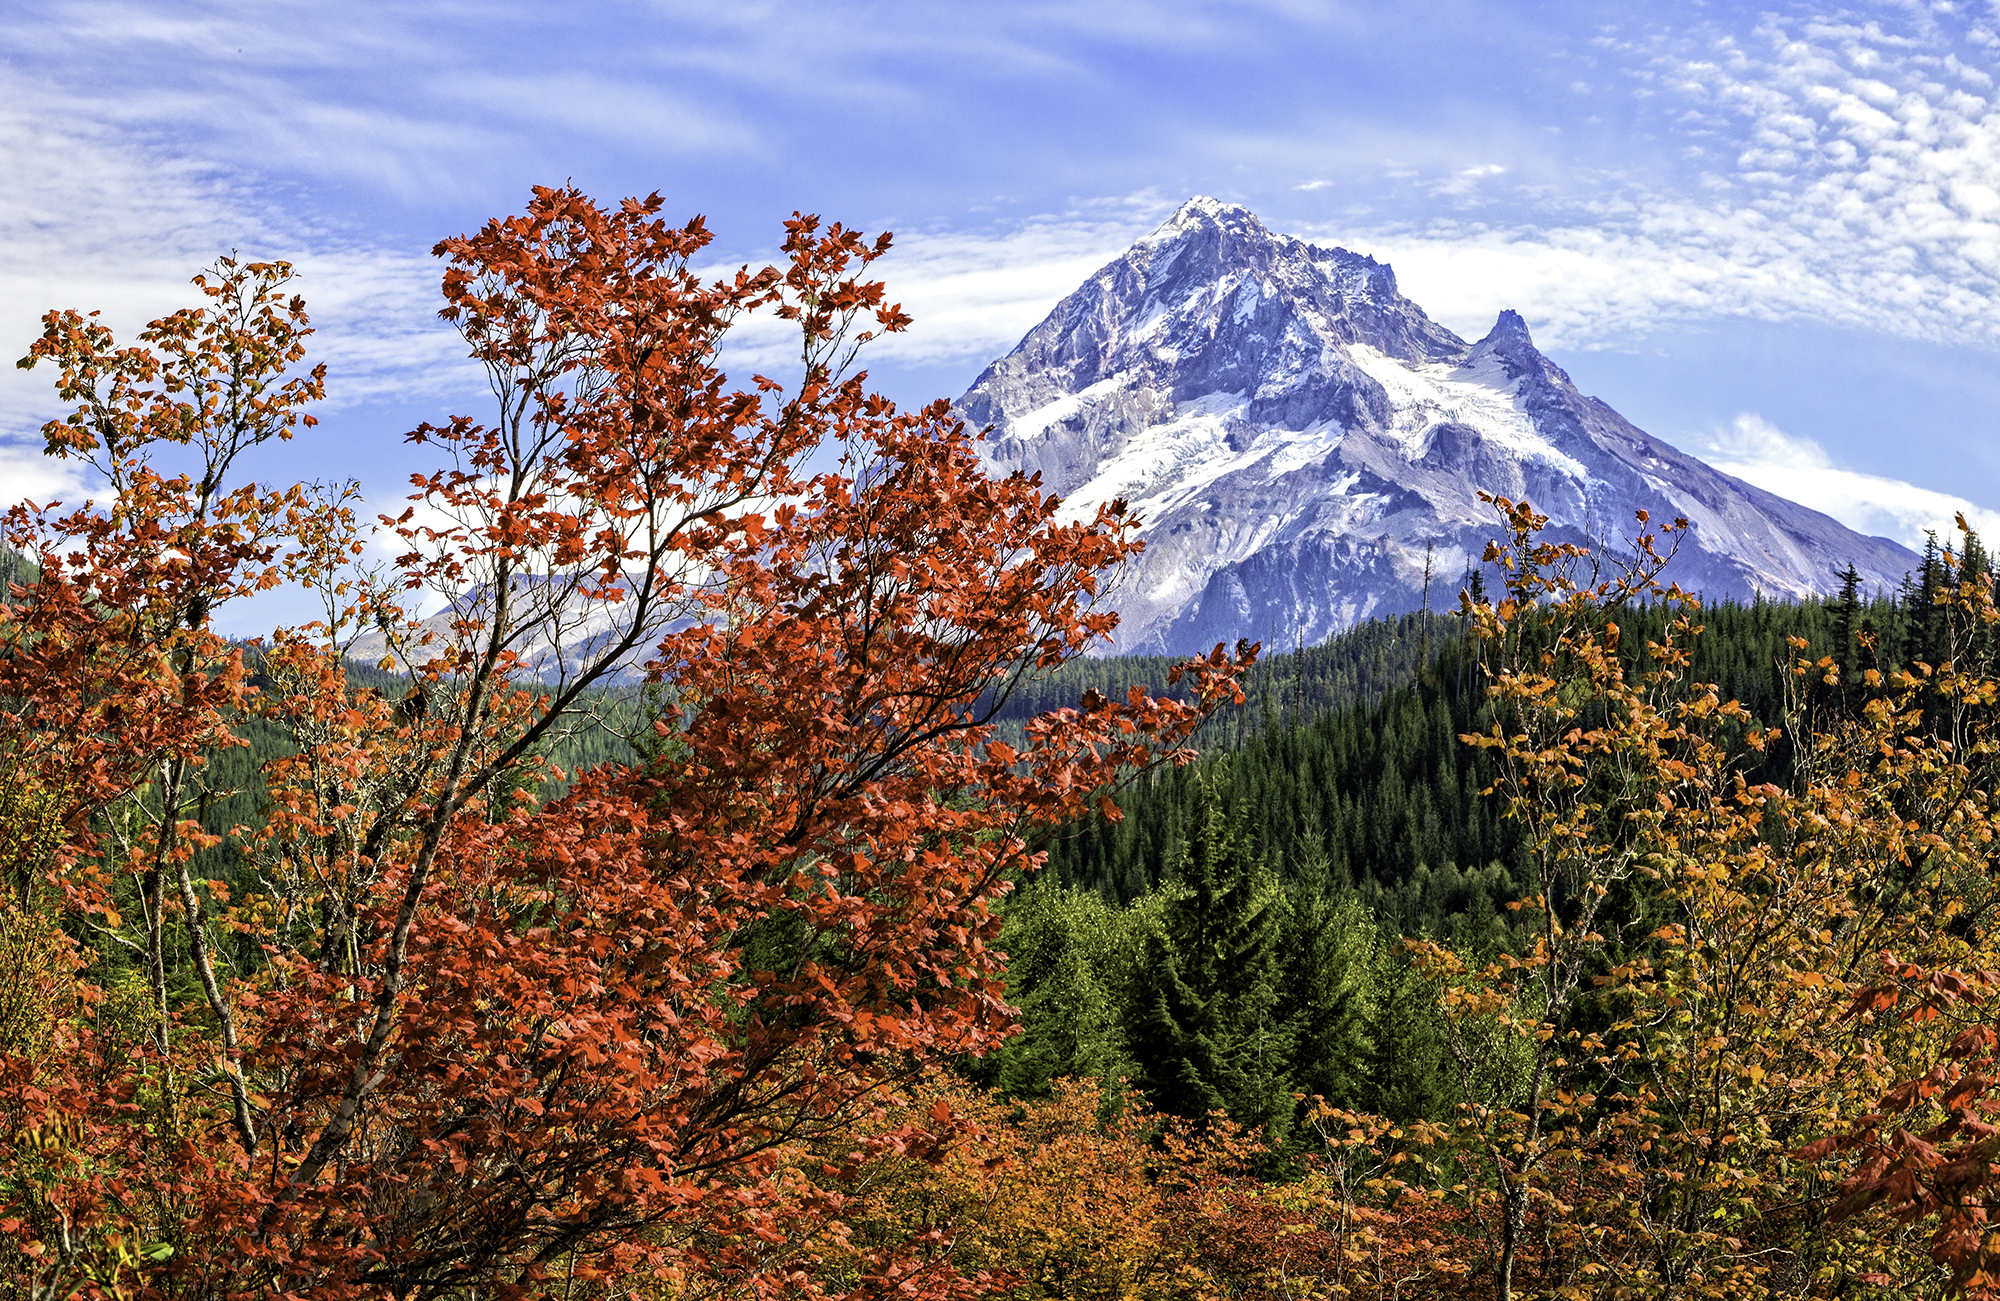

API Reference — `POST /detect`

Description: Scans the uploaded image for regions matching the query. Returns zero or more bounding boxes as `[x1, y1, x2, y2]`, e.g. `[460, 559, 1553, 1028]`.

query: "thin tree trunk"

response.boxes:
[177, 855, 259, 1154]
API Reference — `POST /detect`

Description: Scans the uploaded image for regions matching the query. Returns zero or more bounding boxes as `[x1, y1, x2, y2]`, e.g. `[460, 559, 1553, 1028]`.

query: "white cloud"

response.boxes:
[1432, 163, 1508, 197]
[703, 203, 1164, 374]
[1325, 14, 2000, 352]
[1356, 226, 1721, 347]
[0, 61, 479, 452]
[868, 207, 1164, 363]
[0, 438, 95, 516]
[1694, 413, 2000, 549]
[0, 62, 453, 586]
[973, 16, 1940, 364]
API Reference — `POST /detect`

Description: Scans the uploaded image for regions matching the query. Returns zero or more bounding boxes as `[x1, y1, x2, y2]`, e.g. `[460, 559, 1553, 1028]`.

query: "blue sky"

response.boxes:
[6, 0, 2000, 615]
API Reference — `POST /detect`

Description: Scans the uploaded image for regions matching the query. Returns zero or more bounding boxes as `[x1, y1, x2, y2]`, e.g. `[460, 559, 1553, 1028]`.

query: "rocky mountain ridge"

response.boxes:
[955, 197, 1917, 656]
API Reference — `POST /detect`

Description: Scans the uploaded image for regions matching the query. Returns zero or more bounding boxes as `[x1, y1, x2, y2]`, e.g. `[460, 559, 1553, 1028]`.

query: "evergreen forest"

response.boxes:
[975, 537, 2000, 1149]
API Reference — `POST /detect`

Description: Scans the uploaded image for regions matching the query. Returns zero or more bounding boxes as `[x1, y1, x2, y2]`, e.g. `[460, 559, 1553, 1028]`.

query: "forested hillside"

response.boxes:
[1038, 588, 1886, 917]
[960, 533, 2000, 1223]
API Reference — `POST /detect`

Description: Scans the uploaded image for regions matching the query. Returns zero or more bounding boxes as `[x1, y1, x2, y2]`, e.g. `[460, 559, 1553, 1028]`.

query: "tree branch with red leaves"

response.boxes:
[0, 187, 1248, 1301]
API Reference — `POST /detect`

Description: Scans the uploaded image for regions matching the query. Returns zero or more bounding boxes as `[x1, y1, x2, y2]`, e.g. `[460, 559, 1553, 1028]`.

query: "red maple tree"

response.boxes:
[0, 187, 1246, 1300]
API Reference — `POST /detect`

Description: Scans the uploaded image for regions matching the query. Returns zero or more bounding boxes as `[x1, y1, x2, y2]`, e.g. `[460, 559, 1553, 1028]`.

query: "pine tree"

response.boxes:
[1831, 562, 1862, 687]
[1123, 767, 1293, 1140]
[980, 881, 1129, 1099]
[1362, 942, 1455, 1122]
[1962, 525, 1991, 586]
[1464, 559, 1488, 607]
[1911, 532, 1947, 668]
[1124, 924, 1231, 1118]
[1276, 829, 1376, 1114]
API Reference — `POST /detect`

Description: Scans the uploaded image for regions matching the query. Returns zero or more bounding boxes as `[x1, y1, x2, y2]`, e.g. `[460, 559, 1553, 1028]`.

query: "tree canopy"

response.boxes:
[0, 189, 1246, 1300]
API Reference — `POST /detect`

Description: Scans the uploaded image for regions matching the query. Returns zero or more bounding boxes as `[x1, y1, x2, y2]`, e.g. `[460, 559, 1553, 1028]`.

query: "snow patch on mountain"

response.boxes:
[1343, 345, 1587, 483]
[1056, 391, 1254, 523]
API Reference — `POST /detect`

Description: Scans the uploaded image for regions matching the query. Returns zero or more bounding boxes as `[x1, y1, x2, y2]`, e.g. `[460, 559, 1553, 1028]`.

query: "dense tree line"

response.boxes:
[988, 535, 2000, 1153]
[984, 610, 1458, 732]
[1039, 596, 1829, 917]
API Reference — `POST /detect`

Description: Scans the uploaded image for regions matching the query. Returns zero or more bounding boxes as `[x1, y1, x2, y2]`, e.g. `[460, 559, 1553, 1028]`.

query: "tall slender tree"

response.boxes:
[1124, 766, 1292, 1139]
[1275, 837, 1375, 1116]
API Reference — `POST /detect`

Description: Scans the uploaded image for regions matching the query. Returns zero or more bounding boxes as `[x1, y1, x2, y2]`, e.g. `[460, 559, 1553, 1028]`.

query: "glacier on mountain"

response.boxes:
[954, 197, 1917, 657]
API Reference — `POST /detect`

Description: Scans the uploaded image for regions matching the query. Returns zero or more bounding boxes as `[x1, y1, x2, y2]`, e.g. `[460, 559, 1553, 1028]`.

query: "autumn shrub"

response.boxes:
[818, 1079, 1498, 1301]
[809, 1078, 1160, 1301]
[1400, 497, 1998, 1299]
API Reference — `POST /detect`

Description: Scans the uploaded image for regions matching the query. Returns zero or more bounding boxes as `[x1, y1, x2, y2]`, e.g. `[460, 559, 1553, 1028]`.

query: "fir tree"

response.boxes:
[1363, 942, 1455, 1122]
[1123, 767, 1293, 1140]
[1911, 532, 1946, 668]
[980, 881, 1129, 1099]
[1831, 562, 1862, 686]
[1276, 829, 1376, 1114]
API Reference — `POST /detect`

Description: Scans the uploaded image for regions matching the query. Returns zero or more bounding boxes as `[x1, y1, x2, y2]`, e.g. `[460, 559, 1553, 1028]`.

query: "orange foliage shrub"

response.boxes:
[824, 1083, 1484, 1301]
[0, 192, 1247, 1300]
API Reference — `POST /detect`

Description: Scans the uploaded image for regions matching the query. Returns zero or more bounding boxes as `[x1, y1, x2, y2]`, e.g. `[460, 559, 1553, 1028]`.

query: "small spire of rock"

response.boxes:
[1489, 309, 1533, 346]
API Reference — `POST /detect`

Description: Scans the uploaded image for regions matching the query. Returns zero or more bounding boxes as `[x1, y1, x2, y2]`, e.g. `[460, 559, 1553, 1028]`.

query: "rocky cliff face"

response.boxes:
[956, 197, 1917, 656]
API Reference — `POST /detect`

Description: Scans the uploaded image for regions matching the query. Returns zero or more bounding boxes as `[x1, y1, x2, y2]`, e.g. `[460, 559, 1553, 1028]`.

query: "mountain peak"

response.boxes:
[1487, 308, 1533, 345]
[1143, 195, 1262, 243]
[1176, 194, 1237, 219]
[1472, 308, 1543, 374]
[957, 202, 1919, 654]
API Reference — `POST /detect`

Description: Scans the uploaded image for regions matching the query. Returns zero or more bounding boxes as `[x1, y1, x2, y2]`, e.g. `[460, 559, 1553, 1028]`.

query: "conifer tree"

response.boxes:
[983, 880, 1130, 1099]
[1911, 531, 1947, 668]
[1831, 561, 1862, 685]
[1276, 827, 1375, 1114]
[1123, 766, 1293, 1139]
[1362, 942, 1454, 1122]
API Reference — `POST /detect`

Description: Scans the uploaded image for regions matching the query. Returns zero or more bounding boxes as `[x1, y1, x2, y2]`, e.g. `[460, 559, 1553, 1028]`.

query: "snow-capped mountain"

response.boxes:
[957, 197, 1918, 657]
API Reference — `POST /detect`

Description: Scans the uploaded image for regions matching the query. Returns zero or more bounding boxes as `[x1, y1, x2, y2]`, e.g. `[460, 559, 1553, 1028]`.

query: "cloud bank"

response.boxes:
[1695, 413, 2000, 555]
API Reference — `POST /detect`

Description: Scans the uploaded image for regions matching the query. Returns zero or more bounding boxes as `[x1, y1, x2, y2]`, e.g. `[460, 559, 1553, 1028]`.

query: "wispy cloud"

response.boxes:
[1431, 163, 1508, 197]
[0, 439, 94, 512]
[0, 59, 475, 464]
[1333, 12, 2000, 351]
[1693, 413, 2000, 551]
[866, 203, 1172, 363]
[705, 200, 1168, 374]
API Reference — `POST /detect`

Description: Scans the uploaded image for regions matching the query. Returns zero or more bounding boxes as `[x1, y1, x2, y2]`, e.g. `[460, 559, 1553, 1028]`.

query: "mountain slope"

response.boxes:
[957, 197, 1916, 656]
